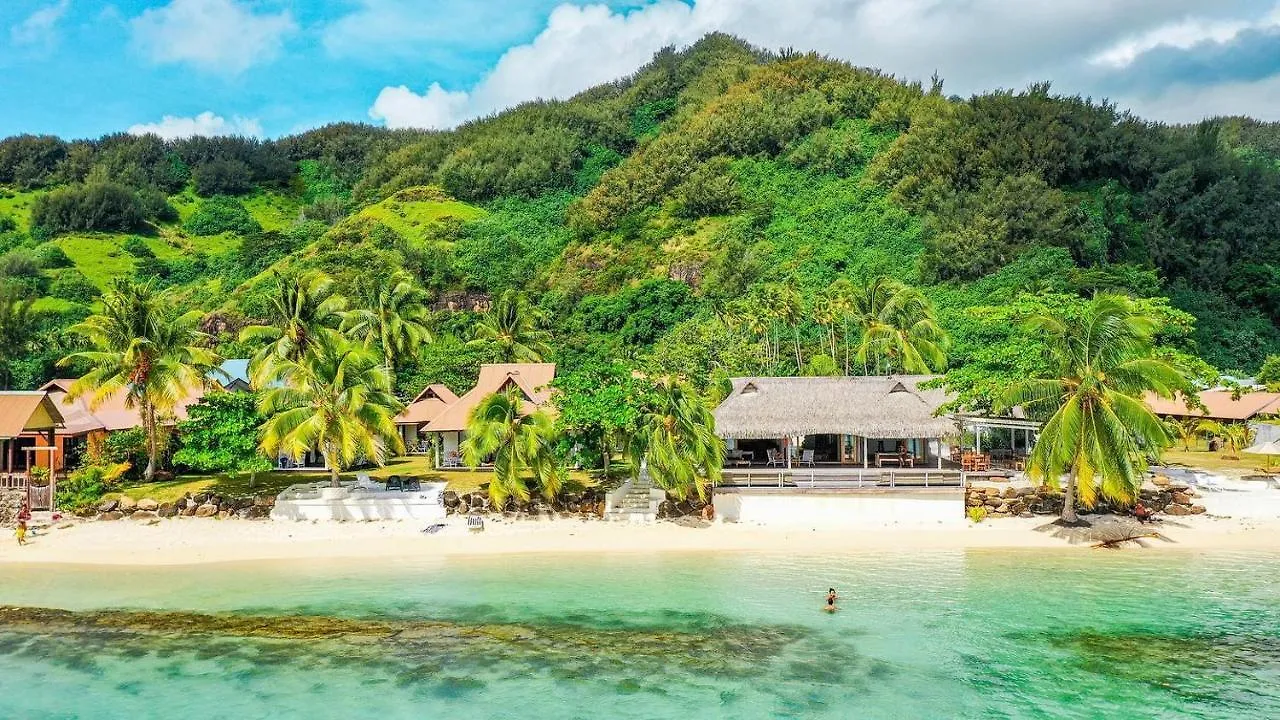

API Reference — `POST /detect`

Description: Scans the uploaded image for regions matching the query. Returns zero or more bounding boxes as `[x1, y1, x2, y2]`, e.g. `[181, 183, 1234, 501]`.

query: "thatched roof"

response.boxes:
[713, 376, 957, 439]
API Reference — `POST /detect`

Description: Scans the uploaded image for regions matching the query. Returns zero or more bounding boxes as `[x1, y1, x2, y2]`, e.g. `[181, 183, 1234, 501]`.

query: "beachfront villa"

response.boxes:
[395, 384, 460, 453]
[713, 375, 1036, 471]
[408, 363, 556, 467]
[0, 391, 66, 509]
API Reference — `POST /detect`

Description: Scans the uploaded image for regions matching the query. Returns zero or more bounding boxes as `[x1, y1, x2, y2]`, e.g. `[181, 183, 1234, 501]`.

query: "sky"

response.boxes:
[2, 0, 1280, 140]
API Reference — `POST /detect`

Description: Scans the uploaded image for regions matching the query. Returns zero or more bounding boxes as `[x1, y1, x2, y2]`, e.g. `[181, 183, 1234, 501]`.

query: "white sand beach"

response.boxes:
[3, 483, 1279, 567]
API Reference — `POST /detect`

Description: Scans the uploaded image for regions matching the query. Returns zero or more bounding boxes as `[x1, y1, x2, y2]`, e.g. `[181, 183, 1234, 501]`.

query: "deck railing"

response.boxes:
[717, 468, 964, 489]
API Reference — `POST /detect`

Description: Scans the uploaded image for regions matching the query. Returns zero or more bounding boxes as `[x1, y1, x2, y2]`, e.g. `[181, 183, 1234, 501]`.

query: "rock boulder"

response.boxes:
[194, 504, 218, 518]
[136, 498, 159, 512]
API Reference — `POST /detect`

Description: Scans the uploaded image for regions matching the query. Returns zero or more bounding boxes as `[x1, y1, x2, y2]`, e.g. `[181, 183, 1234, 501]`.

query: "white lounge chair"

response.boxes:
[467, 515, 485, 532]
[799, 449, 815, 467]
[766, 449, 782, 467]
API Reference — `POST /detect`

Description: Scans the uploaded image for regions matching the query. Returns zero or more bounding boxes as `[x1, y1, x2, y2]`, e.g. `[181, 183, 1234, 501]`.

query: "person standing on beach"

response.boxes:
[15, 519, 27, 546]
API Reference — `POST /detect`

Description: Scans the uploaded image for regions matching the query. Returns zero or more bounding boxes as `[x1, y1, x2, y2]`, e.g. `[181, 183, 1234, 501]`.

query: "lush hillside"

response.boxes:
[2, 34, 1279, 403]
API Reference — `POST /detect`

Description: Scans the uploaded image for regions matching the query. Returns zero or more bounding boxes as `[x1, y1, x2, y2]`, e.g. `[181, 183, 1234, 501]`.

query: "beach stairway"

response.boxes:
[608, 474, 658, 523]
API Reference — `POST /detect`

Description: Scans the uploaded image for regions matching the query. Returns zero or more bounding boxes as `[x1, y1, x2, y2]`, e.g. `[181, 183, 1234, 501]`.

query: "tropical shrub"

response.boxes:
[54, 462, 130, 512]
[49, 269, 99, 303]
[184, 196, 261, 236]
[173, 391, 273, 481]
[31, 182, 145, 234]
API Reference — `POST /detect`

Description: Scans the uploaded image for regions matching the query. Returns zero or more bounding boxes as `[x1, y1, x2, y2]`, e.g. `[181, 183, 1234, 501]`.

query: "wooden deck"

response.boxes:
[718, 466, 970, 490]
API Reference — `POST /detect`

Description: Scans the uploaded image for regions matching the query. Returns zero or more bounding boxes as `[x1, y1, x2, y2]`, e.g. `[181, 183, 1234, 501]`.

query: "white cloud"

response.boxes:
[367, 0, 1234, 129]
[10, 0, 72, 49]
[1117, 74, 1280, 124]
[130, 0, 296, 75]
[1091, 7, 1280, 68]
[127, 111, 263, 140]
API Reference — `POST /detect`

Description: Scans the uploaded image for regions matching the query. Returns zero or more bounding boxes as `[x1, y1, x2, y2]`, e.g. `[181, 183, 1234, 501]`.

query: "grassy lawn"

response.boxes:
[359, 194, 485, 238]
[1161, 449, 1279, 474]
[242, 191, 302, 232]
[105, 455, 595, 503]
[0, 187, 41, 230]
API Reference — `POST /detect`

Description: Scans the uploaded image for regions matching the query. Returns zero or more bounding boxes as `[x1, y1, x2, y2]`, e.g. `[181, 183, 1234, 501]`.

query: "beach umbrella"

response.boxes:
[1242, 439, 1280, 468]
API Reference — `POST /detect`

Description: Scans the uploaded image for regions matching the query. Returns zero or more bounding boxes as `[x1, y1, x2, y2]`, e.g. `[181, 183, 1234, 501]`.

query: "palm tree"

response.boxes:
[240, 270, 347, 388]
[460, 387, 563, 506]
[60, 278, 220, 482]
[1000, 294, 1184, 524]
[1197, 421, 1254, 459]
[259, 329, 404, 486]
[626, 376, 724, 501]
[850, 277, 948, 375]
[342, 271, 433, 390]
[469, 290, 551, 363]
[0, 287, 37, 390]
[1164, 416, 1203, 452]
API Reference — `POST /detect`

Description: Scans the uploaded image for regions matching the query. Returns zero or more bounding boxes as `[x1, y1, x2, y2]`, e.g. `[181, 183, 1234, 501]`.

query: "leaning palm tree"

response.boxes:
[1000, 294, 1184, 524]
[626, 376, 724, 501]
[460, 387, 563, 506]
[468, 289, 551, 363]
[341, 271, 433, 389]
[0, 287, 37, 390]
[259, 329, 404, 486]
[240, 270, 347, 388]
[60, 278, 220, 482]
[851, 277, 948, 375]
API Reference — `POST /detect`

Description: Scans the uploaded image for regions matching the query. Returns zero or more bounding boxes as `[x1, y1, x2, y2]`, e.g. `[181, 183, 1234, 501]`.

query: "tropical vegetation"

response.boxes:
[4, 35, 1279, 504]
[1000, 295, 1185, 523]
[59, 278, 219, 482]
[460, 387, 563, 506]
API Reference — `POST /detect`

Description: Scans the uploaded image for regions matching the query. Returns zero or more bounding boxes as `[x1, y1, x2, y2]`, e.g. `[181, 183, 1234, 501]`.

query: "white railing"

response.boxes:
[717, 468, 963, 489]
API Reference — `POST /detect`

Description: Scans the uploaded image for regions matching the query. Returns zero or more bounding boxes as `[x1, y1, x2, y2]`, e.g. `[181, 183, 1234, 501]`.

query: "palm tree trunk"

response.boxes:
[1061, 469, 1079, 523]
[325, 443, 340, 487]
[143, 399, 158, 483]
[792, 325, 802, 371]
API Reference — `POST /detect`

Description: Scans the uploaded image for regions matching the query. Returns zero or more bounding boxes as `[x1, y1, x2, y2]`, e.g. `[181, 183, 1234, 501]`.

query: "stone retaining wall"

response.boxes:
[442, 489, 608, 519]
[965, 480, 1207, 519]
[88, 493, 276, 522]
[0, 489, 24, 528]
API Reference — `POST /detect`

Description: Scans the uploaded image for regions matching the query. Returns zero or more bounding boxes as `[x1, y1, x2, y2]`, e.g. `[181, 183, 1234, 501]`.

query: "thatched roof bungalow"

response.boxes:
[714, 376, 970, 469]
[715, 376, 955, 440]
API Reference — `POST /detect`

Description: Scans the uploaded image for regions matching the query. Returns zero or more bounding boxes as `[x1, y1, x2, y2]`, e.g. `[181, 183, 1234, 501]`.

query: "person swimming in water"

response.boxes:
[824, 588, 838, 613]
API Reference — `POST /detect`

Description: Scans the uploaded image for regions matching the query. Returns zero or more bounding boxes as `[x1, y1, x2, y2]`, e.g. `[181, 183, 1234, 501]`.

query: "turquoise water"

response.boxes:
[0, 550, 1277, 719]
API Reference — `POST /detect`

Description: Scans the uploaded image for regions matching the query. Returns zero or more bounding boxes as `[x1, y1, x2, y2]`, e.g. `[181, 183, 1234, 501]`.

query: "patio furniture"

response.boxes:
[766, 449, 783, 467]
[385, 475, 403, 491]
[402, 477, 421, 491]
[799, 449, 815, 467]
[876, 453, 912, 467]
[972, 454, 991, 472]
[441, 451, 461, 468]
[467, 515, 485, 532]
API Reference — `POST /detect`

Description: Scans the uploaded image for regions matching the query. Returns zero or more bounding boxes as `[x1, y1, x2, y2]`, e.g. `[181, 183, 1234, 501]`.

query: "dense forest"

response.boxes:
[3, 34, 1280, 411]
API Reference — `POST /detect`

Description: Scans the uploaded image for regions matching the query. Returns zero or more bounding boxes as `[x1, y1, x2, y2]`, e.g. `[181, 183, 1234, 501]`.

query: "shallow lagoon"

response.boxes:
[0, 550, 1277, 719]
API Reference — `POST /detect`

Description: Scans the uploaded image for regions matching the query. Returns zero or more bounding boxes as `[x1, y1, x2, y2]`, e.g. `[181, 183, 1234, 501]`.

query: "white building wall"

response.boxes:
[714, 492, 961, 527]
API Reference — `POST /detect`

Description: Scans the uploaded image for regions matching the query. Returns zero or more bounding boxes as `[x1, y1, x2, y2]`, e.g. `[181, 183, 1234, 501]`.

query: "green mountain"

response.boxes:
[3, 34, 1279, 403]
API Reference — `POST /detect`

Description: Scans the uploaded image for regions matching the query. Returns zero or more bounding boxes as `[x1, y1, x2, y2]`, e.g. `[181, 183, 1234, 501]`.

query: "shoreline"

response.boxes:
[1, 512, 1278, 568]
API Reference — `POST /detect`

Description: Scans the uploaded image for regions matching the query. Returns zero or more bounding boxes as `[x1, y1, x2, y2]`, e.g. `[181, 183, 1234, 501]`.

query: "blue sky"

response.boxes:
[3, 1, 1280, 140]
